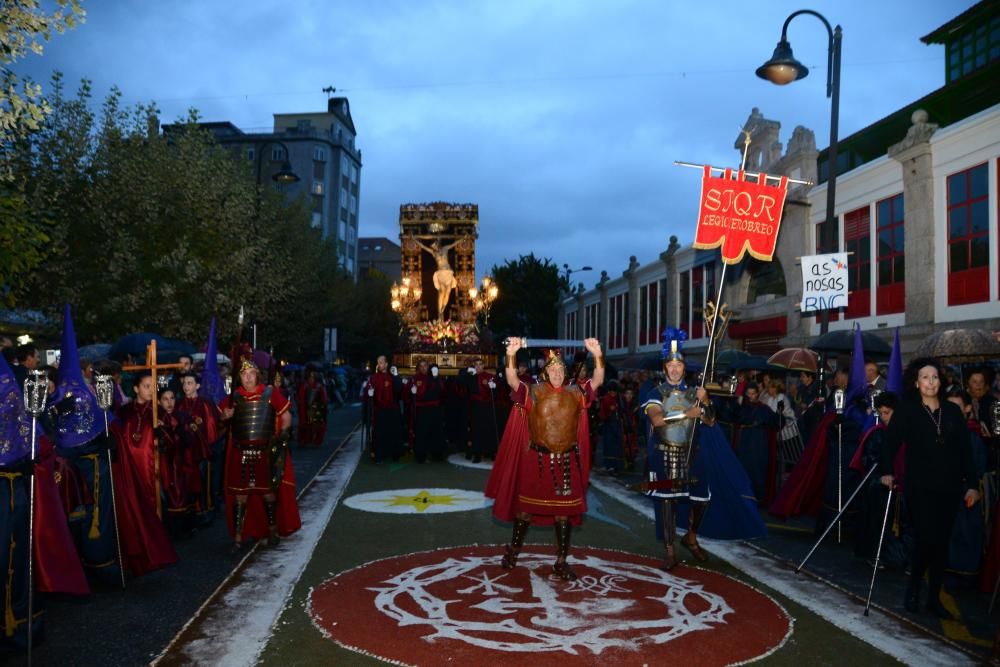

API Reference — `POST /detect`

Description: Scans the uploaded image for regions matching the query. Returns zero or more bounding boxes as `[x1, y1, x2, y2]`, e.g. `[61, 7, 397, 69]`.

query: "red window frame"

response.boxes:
[876, 193, 905, 314]
[947, 162, 990, 306]
[844, 206, 871, 319]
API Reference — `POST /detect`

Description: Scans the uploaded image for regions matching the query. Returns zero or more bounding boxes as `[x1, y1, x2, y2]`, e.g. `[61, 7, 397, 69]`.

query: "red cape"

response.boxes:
[768, 411, 837, 520]
[224, 452, 301, 539]
[34, 437, 89, 595]
[485, 383, 591, 527]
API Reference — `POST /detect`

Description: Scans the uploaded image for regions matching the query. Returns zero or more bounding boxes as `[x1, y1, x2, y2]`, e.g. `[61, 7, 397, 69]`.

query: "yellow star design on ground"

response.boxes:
[371, 490, 463, 512]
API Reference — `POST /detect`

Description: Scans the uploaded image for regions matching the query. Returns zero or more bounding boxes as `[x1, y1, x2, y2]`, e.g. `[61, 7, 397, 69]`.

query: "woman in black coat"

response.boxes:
[880, 357, 980, 618]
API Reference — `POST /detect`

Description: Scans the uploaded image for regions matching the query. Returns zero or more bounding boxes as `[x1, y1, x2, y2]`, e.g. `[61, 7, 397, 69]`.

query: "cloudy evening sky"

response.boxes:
[14, 0, 971, 286]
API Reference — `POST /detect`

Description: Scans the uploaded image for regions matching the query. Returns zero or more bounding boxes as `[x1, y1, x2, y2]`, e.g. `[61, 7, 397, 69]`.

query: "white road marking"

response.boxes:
[158, 432, 363, 667]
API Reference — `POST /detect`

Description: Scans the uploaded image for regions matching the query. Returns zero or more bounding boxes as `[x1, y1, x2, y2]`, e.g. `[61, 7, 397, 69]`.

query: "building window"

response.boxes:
[342, 155, 349, 174]
[876, 193, 905, 314]
[844, 205, 871, 319]
[311, 212, 322, 229]
[339, 188, 348, 208]
[565, 310, 578, 340]
[690, 266, 704, 339]
[313, 160, 325, 180]
[351, 164, 359, 183]
[313, 147, 327, 162]
[747, 257, 787, 303]
[347, 257, 354, 272]
[338, 220, 347, 241]
[946, 16, 1000, 83]
[609, 293, 629, 350]
[638, 281, 661, 346]
[247, 148, 255, 162]
[311, 181, 324, 195]
[947, 162, 989, 306]
[679, 271, 690, 338]
[271, 146, 286, 161]
[349, 194, 357, 214]
[584, 303, 599, 339]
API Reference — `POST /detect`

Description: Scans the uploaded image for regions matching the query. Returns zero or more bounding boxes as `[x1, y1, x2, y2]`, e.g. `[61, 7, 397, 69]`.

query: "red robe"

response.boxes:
[486, 380, 593, 526]
[220, 384, 301, 540]
[158, 410, 199, 515]
[296, 379, 328, 446]
[34, 436, 89, 595]
[110, 401, 178, 576]
[176, 395, 220, 462]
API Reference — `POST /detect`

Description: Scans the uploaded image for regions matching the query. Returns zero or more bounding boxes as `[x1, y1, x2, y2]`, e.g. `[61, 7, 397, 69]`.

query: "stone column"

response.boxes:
[597, 271, 610, 351]
[660, 236, 680, 327]
[888, 110, 938, 326]
[624, 255, 640, 353]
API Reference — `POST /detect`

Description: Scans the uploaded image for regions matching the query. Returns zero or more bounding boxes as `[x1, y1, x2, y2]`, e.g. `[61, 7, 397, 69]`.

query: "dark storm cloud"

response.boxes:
[14, 0, 964, 284]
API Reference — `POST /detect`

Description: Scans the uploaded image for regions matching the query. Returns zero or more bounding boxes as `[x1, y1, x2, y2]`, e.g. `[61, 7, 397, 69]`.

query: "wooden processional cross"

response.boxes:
[121, 339, 184, 518]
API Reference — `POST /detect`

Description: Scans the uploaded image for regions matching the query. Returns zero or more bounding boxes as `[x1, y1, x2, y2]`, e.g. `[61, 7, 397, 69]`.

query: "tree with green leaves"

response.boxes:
[488, 253, 566, 342]
[0, 2, 84, 303]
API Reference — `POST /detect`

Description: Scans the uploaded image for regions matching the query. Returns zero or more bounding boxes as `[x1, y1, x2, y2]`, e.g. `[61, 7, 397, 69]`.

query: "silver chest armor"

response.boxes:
[645, 384, 698, 497]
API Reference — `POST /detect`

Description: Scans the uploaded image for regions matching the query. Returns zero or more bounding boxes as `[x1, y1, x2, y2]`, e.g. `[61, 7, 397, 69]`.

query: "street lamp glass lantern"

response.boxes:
[273, 160, 300, 184]
[756, 39, 809, 85]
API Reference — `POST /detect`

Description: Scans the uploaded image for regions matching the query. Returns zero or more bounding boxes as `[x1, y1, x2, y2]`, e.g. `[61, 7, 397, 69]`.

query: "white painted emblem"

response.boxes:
[367, 551, 732, 654]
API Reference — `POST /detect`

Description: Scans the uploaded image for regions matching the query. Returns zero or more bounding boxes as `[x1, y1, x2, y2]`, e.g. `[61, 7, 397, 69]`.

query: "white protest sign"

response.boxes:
[800, 252, 848, 313]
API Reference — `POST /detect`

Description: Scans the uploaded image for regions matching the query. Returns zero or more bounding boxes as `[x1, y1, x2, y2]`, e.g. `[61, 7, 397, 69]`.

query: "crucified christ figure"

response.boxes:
[412, 236, 462, 320]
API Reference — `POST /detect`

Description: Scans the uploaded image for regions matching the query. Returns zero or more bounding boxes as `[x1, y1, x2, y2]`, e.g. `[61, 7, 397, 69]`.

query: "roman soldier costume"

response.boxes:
[220, 359, 301, 548]
[296, 371, 328, 447]
[487, 344, 603, 581]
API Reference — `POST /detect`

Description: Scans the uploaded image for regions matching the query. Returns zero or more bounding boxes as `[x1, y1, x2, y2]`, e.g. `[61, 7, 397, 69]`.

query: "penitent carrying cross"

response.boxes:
[121, 339, 184, 429]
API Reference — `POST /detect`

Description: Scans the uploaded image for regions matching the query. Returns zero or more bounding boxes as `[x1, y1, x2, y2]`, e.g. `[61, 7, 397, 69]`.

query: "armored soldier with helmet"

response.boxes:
[642, 328, 713, 571]
[220, 357, 301, 552]
[486, 337, 604, 581]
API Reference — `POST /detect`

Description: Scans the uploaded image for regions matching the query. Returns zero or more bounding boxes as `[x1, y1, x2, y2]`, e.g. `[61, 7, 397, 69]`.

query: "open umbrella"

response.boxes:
[731, 355, 782, 372]
[914, 328, 1000, 364]
[716, 349, 752, 370]
[809, 329, 891, 359]
[109, 333, 196, 362]
[77, 343, 112, 362]
[192, 352, 231, 364]
[768, 347, 819, 373]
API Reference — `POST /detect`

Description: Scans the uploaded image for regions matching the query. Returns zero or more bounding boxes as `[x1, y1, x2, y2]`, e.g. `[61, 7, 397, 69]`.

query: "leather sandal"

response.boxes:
[681, 534, 709, 562]
[659, 545, 678, 572]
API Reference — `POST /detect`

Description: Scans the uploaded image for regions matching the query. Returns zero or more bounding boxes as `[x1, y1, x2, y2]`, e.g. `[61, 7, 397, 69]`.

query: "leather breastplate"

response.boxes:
[232, 389, 275, 444]
[528, 384, 580, 454]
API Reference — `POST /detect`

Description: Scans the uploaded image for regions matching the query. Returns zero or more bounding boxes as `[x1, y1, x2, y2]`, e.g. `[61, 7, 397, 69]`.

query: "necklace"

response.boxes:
[923, 402, 944, 445]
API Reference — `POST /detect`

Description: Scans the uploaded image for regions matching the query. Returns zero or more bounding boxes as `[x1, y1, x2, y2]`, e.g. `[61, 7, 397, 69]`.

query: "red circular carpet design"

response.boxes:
[308, 545, 791, 666]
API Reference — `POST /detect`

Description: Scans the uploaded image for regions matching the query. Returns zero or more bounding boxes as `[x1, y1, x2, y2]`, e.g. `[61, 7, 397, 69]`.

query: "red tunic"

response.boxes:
[34, 436, 89, 595]
[176, 395, 220, 462]
[158, 410, 199, 514]
[485, 381, 593, 526]
[220, 384, 301, 540]
[110, 401, 178, 576]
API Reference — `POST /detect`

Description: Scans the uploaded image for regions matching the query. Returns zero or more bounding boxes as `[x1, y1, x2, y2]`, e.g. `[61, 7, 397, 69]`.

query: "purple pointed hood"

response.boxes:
[50, 304, 105, 448]
[199, 318, 226, 404]
[886, 328, 903, 395]
[0, 353, 34, 465]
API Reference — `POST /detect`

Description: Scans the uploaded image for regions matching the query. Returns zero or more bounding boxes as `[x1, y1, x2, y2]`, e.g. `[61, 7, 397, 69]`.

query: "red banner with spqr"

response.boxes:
[693, 166, 789, 265]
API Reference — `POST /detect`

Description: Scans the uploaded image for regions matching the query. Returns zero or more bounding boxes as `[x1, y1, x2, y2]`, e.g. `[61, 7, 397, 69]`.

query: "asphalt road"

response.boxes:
[0, 406, 361, 667]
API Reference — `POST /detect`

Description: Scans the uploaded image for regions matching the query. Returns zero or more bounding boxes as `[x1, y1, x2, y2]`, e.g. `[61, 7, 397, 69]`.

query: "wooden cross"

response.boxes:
[121, 339, 184, 427]
[121, 339, 183, 519]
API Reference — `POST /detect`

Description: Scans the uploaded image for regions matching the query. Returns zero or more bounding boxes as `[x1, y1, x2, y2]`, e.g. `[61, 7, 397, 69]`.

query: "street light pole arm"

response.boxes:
[779, 9, 839, 98]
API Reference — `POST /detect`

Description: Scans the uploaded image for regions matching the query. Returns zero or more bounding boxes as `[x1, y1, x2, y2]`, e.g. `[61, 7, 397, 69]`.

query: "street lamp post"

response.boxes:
[562, 264, 593, 288]
[757, 9, 841, 334]
[255, 140, 301, 187]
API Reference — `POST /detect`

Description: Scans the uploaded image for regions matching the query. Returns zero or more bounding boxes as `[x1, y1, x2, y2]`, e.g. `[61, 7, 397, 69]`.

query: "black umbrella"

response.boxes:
[914, 328, 1000, 364]
[809, 329, 891, 359]
[716, 349, 752, 370]
[109, 332, 196, 362]
[732, 355, 784, 372]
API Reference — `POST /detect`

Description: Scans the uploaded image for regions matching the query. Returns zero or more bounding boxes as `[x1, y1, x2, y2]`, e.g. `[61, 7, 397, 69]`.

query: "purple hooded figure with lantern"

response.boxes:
[45, 304, 122, 584]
